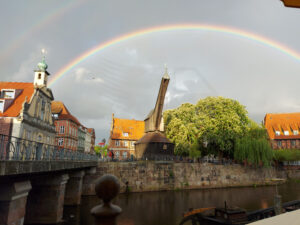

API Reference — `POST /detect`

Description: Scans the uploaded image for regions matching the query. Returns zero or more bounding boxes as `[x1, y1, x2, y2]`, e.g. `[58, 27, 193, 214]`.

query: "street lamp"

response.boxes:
[281, 0, 300, 8]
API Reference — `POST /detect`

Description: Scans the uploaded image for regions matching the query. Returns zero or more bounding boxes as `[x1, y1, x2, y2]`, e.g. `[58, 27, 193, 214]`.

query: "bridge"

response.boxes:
[0, 134, 99, 225]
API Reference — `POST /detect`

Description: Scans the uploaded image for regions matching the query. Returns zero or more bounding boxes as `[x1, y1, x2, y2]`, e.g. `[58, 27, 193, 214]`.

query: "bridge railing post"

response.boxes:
[91, 174, 122, 225]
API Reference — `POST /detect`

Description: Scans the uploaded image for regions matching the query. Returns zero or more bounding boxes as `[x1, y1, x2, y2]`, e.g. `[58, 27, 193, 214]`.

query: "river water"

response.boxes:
[62, 182, 300, 225]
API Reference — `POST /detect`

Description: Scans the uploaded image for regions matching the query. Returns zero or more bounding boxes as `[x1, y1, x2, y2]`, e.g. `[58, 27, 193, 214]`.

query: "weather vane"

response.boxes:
[41, 49, 47, 60]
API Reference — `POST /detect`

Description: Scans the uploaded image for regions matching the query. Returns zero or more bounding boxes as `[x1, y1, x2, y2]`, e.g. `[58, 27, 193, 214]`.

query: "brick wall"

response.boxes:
[271, 139, 300, 149]
[0, 118, 12, 136]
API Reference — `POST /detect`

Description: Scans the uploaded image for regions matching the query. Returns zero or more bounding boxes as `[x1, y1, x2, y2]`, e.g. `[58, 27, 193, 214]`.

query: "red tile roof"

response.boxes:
[0, 82, 34, 117]
[264, 113, 300, 140]
[51, 101, 81, 125]
[111, 117, 145, 140]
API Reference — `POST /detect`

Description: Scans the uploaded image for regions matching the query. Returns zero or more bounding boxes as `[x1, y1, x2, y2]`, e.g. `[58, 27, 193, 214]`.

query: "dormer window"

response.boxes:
[0, 100, 4, 112]
[2, 90, 15, 98]
[284, 131, 289, 136]
[275, 131, 280, 136]
[293, 130, 299, 135]
[123, 132, 129, 137]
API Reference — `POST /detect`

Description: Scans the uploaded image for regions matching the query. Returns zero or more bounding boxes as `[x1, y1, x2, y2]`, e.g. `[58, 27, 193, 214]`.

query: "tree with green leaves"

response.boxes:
[234, 125, 273, 167]
[94, 145, 108, 156]
[164, 96, 250, 157]
[195, 97, 250, 157]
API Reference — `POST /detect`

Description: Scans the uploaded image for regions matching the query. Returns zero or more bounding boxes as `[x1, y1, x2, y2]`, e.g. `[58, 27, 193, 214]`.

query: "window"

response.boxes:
[123, 132, 129, 137]
[60, 126, 65, 134]
[41, 100, 45, 120]
[275, 131, 280, 136]
[116, 140, 120, 146]
[124, 141, 128, 147]
[0, 100, 4, 112]
[2, 90, 15, 98]
[278, 140, 282, 148]
[47, 136, 50, 143]
[38, 73, 41, 79]
[131, 141, 135, 147]
[123, 152, 127, 159]
[27, 131, 31, 140]
[58, 138, 64, 146]
[291, 140, 296, 147]
[293, 130, 299, 135]
[38, 135, 42, 142]
[163, 144, 168, 150]
[115, 151, 120, 159]
[52, 114, 58, 118]
[284, 131, 289, 136]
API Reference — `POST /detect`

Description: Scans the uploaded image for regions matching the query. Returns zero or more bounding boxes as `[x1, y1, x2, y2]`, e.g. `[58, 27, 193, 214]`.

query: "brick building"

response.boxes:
[51, 101, 81, 151]
[78, 125, 86, 152]
[264, 113, 300, 149]
[86, 128, 95, 153]
[108, 114, 144, 160]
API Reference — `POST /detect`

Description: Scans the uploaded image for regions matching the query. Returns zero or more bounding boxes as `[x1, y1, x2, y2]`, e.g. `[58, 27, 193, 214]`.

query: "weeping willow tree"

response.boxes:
[234, 124, 273, 167]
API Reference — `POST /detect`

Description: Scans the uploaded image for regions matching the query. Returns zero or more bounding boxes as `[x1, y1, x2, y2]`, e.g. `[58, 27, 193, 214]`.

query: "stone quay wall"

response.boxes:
[96, 161, 299, 193]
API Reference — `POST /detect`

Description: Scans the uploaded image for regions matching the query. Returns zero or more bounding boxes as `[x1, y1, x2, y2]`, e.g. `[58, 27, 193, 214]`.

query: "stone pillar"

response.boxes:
[0, 180, 32, 225]
[64, 170, 85, 205]
[25, 174, 69, 224]
[82, 167, 97, 196]
[91, 174, 122, 225]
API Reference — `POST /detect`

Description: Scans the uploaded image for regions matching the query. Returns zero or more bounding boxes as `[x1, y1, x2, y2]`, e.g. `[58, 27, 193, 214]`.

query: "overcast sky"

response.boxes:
[1, 0, 300, 142]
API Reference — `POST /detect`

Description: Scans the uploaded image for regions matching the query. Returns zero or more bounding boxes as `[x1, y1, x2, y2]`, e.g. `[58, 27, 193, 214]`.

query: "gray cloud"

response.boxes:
[1, 0, 300, 141]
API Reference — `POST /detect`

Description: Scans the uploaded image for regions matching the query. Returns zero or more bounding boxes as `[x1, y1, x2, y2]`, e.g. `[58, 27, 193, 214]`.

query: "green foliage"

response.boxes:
[94, 145, 108, 156]
[196, 97, 250, 157]
[273, 149, 300, 161]
[189, 142, 202, 158]
[234, 126, 273, 167]
[164, 97, 250, 157]
[164, 103, 198, 155]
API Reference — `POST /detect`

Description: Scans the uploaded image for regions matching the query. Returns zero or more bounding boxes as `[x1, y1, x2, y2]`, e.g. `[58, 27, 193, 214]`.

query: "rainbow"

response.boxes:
[49, 24, 300, 86]
[0, 0, 84, 62]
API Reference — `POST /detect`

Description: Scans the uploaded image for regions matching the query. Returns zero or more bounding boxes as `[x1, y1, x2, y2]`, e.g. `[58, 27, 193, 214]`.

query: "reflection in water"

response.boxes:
[62, 183, 300, 225]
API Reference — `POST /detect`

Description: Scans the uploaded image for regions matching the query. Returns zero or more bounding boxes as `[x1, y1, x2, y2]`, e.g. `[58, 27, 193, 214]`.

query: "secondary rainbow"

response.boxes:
[0, 0, 84, 62]
[49, 24, 300, 86]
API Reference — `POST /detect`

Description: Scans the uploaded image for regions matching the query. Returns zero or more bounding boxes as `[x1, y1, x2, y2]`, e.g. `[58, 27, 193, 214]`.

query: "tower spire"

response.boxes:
[163, 64, 170, 79]
[34, 49, 49, 87]
[37, 49, 48, 71]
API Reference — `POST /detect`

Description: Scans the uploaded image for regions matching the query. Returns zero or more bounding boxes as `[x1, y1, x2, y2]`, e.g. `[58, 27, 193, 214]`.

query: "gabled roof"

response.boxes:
[0, 82, 34, 117]
[51, 101, 81, 125]
[264, 113, 300, 139]
[111, 117, 145, 140]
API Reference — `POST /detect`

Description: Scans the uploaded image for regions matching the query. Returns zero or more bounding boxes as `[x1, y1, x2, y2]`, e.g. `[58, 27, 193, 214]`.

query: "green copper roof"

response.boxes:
[37, 56, 48, 71]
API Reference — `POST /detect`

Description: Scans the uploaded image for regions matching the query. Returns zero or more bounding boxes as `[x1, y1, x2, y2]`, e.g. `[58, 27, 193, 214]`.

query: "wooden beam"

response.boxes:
[281, 0, 300, 8]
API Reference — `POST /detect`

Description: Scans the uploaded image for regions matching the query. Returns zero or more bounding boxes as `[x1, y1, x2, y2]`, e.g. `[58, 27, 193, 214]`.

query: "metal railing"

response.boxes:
[0, 133, 98, 161]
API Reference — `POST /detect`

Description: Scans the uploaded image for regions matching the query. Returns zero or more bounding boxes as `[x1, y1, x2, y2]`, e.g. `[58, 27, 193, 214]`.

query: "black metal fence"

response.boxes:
[0, 133, 98, 161]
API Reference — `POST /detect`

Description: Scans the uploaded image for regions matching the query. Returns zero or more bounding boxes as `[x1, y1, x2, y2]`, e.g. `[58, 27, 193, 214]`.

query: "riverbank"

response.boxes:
[96, 161, 300, 193]
[63, 182, 300, 225]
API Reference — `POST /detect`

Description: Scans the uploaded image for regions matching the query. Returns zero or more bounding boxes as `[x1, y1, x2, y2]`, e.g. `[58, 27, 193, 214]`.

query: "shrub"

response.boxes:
[273, 149, 300, 161]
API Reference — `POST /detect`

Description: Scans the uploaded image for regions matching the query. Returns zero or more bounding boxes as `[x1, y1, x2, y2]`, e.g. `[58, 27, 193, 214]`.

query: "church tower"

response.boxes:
[34, 52, 50, 87]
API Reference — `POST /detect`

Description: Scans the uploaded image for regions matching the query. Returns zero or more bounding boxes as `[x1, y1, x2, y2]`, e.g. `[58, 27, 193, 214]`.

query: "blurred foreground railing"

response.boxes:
[0, 133, 98, 161]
